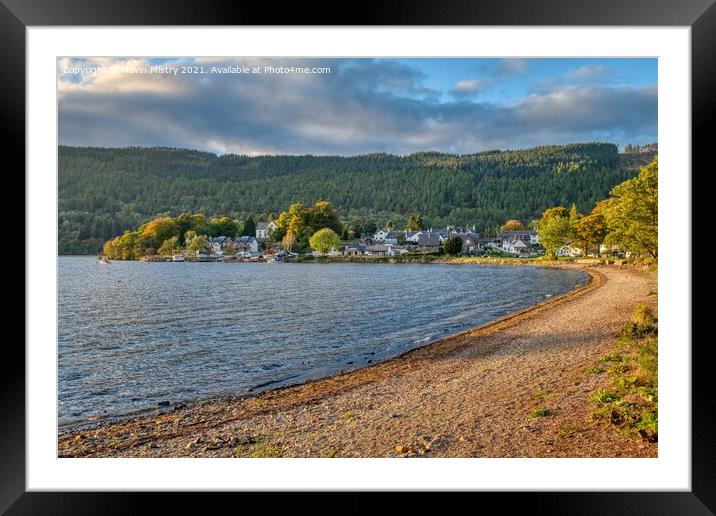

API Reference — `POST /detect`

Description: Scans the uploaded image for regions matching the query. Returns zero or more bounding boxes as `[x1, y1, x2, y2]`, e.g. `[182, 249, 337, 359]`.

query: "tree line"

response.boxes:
[59, 142, 647, 254]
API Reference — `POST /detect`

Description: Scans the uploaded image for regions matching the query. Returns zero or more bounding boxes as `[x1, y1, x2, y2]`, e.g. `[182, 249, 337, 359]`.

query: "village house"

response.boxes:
[364, 244, 390, 256]
[255, 221, 276, 240]
[557, 245, 583, 257]
[387, 246, 410, 257]
[413, 232, 442, 253]
[496, 230, 540, 256]
[234, 235, 259, 257]
[343, 243, 367, 256]
[209, 236, 232, 255]
[373, 230, 412, 245]
[372, 230, 393, 242]
[460, 232, 482, 255]
[435, 225, 477, 239]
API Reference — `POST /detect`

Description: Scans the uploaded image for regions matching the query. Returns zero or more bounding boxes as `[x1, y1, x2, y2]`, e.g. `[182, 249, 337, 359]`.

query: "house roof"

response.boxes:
[256, 222, 269, 230]
[462, 232, 481, 242]
[416, 233, 441, 246]
[497, 230, 537, 239]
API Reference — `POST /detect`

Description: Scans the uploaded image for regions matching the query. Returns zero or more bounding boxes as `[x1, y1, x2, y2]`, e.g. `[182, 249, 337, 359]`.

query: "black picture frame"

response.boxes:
[6, 0, 710, 512]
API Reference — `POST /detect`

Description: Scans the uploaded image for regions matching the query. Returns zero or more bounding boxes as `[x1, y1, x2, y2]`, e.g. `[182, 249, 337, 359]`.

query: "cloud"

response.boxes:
[58, 57, 657, 155]
[565, 65, 613, 82]
[496, 58, 528, 75]
[449, 79, 490, 97]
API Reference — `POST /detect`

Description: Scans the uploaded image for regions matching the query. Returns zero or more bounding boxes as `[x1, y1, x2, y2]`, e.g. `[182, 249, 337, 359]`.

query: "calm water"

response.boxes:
[58, 256, 587, 427]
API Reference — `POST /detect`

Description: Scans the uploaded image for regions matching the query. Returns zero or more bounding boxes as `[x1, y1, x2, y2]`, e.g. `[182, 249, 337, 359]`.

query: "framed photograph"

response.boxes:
[9, 0, 710, 511]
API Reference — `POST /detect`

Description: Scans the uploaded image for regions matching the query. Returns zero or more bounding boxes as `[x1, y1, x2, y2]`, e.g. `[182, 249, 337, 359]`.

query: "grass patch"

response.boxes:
[530, 407, 551, 418]
[589, 389, 620, 403]
[531, 389, 547, 399]
[609, 363, 630, 374]
[248, 442, 284, 458]
[621, 303, 657, 339]
[555, 423, 584, 439]
[588, 304, 658, 443]
[589, 366, 604, 374]
[234, 435, 284, 458]
[342, 411, 356, 421]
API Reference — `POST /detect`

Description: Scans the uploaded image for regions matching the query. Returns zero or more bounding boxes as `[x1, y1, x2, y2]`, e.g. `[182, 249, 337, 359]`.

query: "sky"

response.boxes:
[57, 57, 657, 156]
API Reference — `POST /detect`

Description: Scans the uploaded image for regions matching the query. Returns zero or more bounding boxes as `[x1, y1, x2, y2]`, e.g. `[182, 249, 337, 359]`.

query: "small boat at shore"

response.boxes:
[97, 255, 111, 265]
[172, 255, 185, 262]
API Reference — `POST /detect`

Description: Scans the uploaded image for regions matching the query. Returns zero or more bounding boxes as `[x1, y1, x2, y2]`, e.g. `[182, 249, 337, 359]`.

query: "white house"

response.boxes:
[255, 221, 277, 240]
[503, 239, 530, 255]
[557, 245, 583, 257]
[372, 230, 393, 242]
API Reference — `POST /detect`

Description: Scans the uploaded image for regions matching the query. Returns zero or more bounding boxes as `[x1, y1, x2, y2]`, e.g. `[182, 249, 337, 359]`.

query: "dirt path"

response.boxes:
[59, 265, 657, 458]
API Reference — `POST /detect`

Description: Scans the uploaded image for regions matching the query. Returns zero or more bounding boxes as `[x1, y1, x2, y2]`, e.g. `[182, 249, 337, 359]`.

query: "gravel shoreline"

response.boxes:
[58, 264, 657, 458]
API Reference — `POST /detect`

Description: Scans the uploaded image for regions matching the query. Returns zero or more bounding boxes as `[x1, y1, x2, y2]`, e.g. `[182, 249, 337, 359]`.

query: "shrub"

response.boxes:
[621, 304, 657, 338]
[530, 407, 551, 418]
[589, 389, 620, 403]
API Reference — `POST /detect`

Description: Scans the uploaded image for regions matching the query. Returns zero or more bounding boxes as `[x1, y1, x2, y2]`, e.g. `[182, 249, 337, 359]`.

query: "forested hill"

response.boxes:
[59, 142, 644, 254]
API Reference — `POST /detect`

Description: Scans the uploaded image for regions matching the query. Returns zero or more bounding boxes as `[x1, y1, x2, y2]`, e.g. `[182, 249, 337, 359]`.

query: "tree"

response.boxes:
[350, 218, 364, 239]
[573, 212, 607, 256]
[242, 216, 256, 237]
[175, 213, 207, 244]
[187, 235, 207, 253]
[407, 214, 424, 231]
[538, 207, 571, 259]
[364, 222, 377, 236]
[308, 200, 343, 235]
[500, 219, 524, 232]
[601, 157, 658, 258]
[397, 234, 407, 245]
[443, 235, 463, 255]
[208, 216, 238, 237]
[141, 217, 180, 242]
[308, 228, 341, 255]
[282, 230, 297, 251]
[157, 236, 180, 256]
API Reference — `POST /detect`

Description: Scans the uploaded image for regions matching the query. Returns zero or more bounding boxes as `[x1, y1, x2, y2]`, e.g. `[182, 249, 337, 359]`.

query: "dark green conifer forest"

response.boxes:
[58, 142, 654, 254]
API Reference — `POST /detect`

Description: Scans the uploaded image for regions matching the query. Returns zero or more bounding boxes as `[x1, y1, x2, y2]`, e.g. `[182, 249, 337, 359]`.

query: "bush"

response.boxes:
[443, 236, 463, 255]
[621, 304, 657, 338]
[589, 389, 620, 403]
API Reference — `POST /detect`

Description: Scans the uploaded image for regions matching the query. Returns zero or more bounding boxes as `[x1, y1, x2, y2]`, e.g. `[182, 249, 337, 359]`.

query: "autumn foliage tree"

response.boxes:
[141, 217, 180, 242]
[500, 219, 524, 232]
[573, 212, 607, 256]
